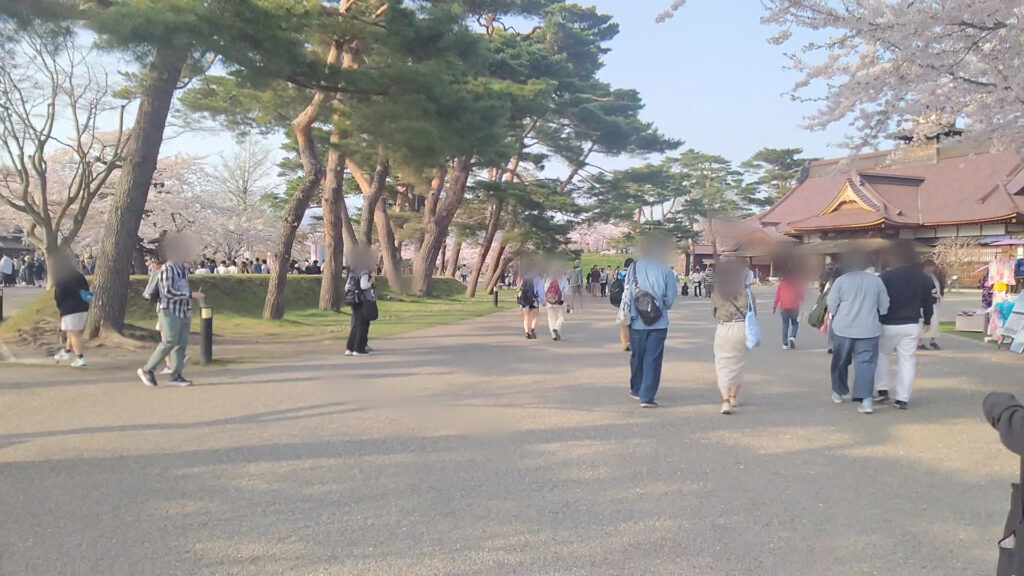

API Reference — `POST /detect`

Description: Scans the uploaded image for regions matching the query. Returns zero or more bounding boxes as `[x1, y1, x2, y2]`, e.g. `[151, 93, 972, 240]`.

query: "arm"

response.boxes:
[663, 269, 677, 310]
[772, 284, 781, 314]
[876, 278, 890, 316]
[826, 280, 840, 313]
[984, 392, 1024, 456]
[921, 275, 935, 326]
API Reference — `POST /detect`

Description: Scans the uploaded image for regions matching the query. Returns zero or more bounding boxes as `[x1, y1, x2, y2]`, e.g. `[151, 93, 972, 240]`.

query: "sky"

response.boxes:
[164, 0, 855, 170]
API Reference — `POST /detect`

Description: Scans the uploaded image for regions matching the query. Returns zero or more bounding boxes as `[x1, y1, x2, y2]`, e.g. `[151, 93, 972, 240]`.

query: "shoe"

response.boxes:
[788, 337, 797, 350]
[832, 392, 844, 404]
[720, 401, 733, 415]
[629, 392, 640, 400]
[827, 348, 833, 355]
[54, 349, 72, 361]
[640, 401, 659, 408]
[929, 342, 941, 350]
[70, 357, 86, 368]
[729, 397, 739, 408]
[161, 366, 173, 374]
[525, 332, 533, 340]
[345, 350, 354, 356]
[552, 329, 561, 341]
[624, 346, 631, 352]
[895, 400, 909, 410]
[530, 329, 537, 339]
[137, 368, 157, 387]
[857, 398, 874, 414]
[875, 391, 890, 404]
[166, 377, 193, 387]
[782, 344, 790, 350]
[352, 351, 366, 356]
[917, 344, 928, 351]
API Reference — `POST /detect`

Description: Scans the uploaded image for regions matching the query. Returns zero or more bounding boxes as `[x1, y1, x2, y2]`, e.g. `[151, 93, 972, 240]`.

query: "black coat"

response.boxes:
[54, 272, 90, 317]
[984, 392, 1024, 576]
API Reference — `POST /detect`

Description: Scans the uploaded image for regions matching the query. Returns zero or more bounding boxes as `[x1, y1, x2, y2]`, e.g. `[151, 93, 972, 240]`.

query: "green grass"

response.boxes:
[1, 275, 515, 341]
[939, 321, 992, 344]
[579, 252, 633, 272]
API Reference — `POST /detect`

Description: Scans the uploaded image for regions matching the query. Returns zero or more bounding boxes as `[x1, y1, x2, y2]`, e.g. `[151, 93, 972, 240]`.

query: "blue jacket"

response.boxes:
[629, 260, 678, 330]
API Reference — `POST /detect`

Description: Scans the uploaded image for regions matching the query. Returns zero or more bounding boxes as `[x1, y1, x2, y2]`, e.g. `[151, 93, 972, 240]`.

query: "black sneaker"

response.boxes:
[137, 368, 157, 387]
[917, 344, 928, 351]
[929, 342, 941, 350]
[552, 329, 561, 341]
[875, 391, 890, 403]
[530, 329, 537, 339]
[525, 332, 533, 340]
[827, 348, 833, 355]
[640, 400, 660, 408]
[629, 392, 640, 400]
[166, 377, 193, 387]
[895, 400, 909, 410]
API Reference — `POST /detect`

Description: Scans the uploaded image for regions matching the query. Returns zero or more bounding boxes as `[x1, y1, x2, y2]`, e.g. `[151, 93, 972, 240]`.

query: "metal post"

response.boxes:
[493, 289, 498, 308]
[199, 306, 213, 365]
[0, 287, 4, 323]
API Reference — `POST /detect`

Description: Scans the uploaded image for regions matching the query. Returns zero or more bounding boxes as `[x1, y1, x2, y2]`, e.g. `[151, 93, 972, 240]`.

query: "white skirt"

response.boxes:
[60, 312, 88, 332]
[921, 302, 940, 339]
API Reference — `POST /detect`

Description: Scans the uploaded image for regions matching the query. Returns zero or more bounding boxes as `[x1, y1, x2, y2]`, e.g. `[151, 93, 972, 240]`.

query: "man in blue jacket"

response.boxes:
[627, 236, 678, 408]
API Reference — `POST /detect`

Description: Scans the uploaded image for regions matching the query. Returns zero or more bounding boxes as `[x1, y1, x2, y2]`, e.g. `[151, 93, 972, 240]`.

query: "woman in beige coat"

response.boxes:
[711, 262, 756, 414]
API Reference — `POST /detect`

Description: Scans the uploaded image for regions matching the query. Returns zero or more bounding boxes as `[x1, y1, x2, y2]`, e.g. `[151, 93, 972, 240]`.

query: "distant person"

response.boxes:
[626, 237, 678, 408]
[52, 253, 91, 368]
[919, 258, 944, 350]
[517, 265, 543, 339]
[827, 251, 890, 414]
[137, 236, 204, 388]
[689, 269, 702, 297]
[344, 250, 376, 356]
[84, 254, 95, 275]
[611, 258, 634, 352]
[216, 260, 230, 275]
[226, 260, 240, 274]
[261, 259, 270, 274]
[542, 266, 569, 341]
[599, 267, 609, 297]
[772, 267, 805, 349]
[711, 261, 755, 414]
[306, 260, 321, 275]
[876, 242, 934, 410]
[252, 260, 263, 274]
[567, 261, 584, 313]
[0, 253, 13, 287]
[21, 256, 35, 286]
[703, 264, 716, 298]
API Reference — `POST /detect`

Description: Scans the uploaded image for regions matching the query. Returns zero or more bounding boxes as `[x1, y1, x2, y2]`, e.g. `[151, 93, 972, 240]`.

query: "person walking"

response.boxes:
[982, 391, 1024, 576]
[919, 258, 944, 350]
[137, 237, 204, 387]
[0, 253, 13, 287]
[52, 253, 91, 367]
[542, 267, 569, 341]
[345, 251, 376, 356]
[772, 267, 805, 349]
[567, 261, 584, 313]
[599, 267, 609, 297]
[875, 242, 934, 410]
[689, 268, 702, 297]
[612, 258, 634, 352]
[626, 236, 678, 408]
[588, 266, 601, 297]
[711, 262, 755, 414]
[517, 264, 543, 339]
[703, 264, 716, 298]
[826, 251, 890, 414]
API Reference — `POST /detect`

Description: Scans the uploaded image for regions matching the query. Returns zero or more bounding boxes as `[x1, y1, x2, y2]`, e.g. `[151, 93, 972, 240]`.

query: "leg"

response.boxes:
[143, 311, 176, 372]
[874, 326, 896, 394]
[528, 308, 539, 331]
[629, 327, 645, 396]
[781, 312, 792, 346]
[521, 308, 530, 334]
[894, 324, 919, 403]
[356, 316, 370, 353]
[639, 329, 667, 402]
[789, 311, 799, 340]
[168, 314, 189, 379]
[851, 336, 880, 401]
[830, 335, 853, 396]
[347, 305, 362, 351]
[67, 330, 84, 356]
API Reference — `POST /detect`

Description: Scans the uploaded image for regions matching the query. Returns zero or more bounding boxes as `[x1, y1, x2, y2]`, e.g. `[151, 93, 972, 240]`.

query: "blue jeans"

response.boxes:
[781, 308, 799, 344]
[830, 334, 879, 400]
[629, 328, 668, 402]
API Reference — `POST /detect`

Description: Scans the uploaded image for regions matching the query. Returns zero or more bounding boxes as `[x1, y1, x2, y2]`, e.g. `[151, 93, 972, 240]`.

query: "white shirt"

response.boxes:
[216, 266, 229, 275]
[227, 266, 239, 274]
[193, 267, 210, 275]
[0, 256, 12, 274]
[690, 272, 701, 283]
[744, 268, 755, 287]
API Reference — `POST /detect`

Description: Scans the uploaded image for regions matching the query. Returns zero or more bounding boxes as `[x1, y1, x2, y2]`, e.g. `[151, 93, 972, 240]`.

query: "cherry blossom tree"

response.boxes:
[661, 1, 1024, 149]
[0, 23, 128, 284]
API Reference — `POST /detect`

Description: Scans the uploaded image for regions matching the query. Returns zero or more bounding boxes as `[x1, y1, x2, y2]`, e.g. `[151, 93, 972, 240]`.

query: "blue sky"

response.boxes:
[165, 0, 853, 169]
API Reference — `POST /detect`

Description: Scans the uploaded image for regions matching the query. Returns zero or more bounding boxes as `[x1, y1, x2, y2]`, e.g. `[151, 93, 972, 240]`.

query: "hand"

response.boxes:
[923, 322, 931, 329]
[192, 290, 204, 300]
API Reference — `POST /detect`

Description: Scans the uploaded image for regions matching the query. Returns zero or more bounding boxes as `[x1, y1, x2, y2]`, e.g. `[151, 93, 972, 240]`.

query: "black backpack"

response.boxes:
[608, 277, 625, 307]
[631, 266, 663, 326]
[517, 277, 539, 308]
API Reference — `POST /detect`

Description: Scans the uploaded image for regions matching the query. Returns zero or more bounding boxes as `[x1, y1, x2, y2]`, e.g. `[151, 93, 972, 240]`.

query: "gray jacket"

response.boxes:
[984, 392, 1024, 576]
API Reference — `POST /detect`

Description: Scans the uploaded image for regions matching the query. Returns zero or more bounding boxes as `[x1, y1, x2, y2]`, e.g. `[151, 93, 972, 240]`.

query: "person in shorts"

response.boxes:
[52, 253, 91, 367]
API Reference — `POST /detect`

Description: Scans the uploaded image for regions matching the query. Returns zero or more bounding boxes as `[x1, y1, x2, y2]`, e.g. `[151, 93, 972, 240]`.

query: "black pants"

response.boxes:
[347, 304, 371, 353]
[692, 282, 702, 297]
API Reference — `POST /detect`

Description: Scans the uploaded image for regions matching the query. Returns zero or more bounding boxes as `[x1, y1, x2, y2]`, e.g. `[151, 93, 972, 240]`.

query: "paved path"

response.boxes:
[0, 285, 44, 318]
[0, 287, 1019, 575]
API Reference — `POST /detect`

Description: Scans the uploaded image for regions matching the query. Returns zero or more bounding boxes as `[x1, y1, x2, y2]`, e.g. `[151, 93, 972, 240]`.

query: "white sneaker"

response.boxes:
[782, 345, 789, 350]
[160, 366, 173, 375]
[345, 350, 353, 356]
[54, 349, 72, 361]
[720, 401, 733, 415]
[832, 393, 844, 404]
[70, 357, 86, 368]
[857, 398, 874, 414]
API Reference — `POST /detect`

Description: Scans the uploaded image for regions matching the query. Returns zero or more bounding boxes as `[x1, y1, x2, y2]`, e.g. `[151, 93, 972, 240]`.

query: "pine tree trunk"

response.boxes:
[263, 94, 326, 320]
[318, 127, 345, 312]
[485, 244, 515, 295]
[352, 156, 389, 246]
[411, 158, 470, 296]
[447, 240, 462, 277]
[86, 48, 186, 338]
[465, 198, 502, 298]
[374, 200, 403, 292]
[438, 240, 447, 276]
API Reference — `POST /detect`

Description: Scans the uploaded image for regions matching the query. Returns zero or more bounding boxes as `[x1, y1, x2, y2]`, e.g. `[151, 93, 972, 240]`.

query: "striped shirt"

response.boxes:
[144, 262, 192, 318]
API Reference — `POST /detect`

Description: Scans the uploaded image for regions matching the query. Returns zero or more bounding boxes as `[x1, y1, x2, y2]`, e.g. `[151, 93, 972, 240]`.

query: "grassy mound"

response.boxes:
[0, 275, 507, 343]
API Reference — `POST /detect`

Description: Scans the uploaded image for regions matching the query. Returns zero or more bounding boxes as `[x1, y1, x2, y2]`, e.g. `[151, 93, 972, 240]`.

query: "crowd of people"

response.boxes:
[0, 253, 47, 287]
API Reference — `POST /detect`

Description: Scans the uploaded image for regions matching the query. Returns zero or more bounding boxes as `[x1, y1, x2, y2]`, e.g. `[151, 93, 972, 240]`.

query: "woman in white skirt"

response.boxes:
[919, 259, 944, 350]
[52, 254, 91, 367]
[711, 262, 756, 414]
